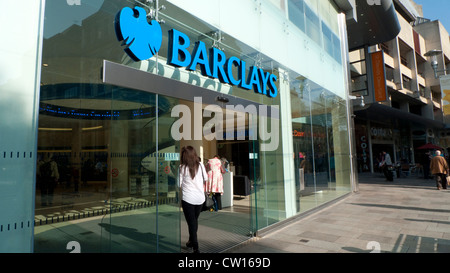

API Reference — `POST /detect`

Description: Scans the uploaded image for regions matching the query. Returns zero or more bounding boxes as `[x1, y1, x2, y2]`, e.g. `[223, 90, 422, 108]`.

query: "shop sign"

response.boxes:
[292, 130, 326, 138]
[371, 51, 387, 102]
[115, 6, 278, 98]
[359, 136, 369, 171]
[370, 127, 392, 139]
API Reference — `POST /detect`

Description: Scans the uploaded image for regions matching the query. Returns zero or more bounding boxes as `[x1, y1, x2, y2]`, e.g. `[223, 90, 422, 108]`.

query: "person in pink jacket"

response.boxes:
[206, 155, 225, 210]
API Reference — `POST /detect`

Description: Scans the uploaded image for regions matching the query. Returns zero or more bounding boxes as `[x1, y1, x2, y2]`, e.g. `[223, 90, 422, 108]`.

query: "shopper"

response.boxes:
[380, 151, 393, 181]
[38, 153, 59, 206]
[179, 146, 208, 253]
[206, 155, 225, 210]
[430, 150, 449, 190]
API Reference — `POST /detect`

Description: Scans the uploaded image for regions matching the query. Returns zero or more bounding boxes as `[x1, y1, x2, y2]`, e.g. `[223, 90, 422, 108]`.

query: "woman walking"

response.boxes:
[179, 146, 208, 253]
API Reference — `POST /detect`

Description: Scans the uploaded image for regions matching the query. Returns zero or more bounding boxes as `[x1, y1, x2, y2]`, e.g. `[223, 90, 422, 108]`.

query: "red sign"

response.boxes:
[371, 51, 387, 102]
[112, 168, 119, 178]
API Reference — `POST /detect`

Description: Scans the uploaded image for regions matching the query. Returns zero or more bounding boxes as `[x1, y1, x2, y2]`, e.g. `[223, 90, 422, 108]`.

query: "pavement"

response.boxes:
[225, 172, 450, 253]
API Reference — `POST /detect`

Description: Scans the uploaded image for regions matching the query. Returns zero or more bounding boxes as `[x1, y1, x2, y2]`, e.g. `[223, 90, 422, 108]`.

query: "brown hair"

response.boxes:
[180, 146, 200, 179]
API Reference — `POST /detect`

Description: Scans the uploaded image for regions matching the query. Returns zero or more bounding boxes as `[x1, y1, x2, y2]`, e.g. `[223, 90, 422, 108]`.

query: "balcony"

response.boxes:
[417, 74, 426, 87]
[400, 64, 413, 79]
[432, 99, 441, 109]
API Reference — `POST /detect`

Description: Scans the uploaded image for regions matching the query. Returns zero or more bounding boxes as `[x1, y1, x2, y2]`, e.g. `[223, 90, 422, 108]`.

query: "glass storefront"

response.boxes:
[4, 0, 353, 252]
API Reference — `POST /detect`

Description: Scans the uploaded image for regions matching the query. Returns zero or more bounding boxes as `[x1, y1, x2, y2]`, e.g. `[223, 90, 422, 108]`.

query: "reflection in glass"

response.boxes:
[291, 78, 351, 214]
[34, 0, 351, 253]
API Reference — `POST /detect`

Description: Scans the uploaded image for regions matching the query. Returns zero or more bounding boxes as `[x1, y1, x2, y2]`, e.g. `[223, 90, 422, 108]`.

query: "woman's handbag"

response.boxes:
[446, 175, 450, 186]
[200, 163, 215, 211]
[203, 193, 215, 211]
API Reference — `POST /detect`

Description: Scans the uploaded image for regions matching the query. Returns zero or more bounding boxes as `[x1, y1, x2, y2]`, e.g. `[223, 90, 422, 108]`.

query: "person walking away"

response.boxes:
[179, 146, 208, 253]
[39, 153, 59, 206]
[380, 151, 393, 181]
[206, 155, 225, 210]
[430, 150, 449, 190]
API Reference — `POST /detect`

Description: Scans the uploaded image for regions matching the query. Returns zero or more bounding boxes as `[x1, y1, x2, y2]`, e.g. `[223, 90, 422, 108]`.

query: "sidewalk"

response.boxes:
[226, 173, 450, 253]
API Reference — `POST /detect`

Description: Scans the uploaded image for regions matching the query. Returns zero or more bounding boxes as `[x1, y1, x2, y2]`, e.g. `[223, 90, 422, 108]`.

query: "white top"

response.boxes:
[384, 153, 392, 165]
[179, 163, 207, 205]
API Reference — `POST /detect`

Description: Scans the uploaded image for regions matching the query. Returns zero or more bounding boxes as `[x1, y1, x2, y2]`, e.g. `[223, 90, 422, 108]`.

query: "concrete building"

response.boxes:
[351, 0, 450, 175]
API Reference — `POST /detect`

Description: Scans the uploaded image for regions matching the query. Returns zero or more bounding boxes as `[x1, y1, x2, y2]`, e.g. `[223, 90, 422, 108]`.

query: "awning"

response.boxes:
[355, 103, 445, 130]
[347, 0, 401, 50]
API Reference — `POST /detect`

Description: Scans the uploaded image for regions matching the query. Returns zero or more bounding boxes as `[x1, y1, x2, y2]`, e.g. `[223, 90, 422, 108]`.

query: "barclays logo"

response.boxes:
[115, 6, 162, 62]
[114, 6, 278, 98]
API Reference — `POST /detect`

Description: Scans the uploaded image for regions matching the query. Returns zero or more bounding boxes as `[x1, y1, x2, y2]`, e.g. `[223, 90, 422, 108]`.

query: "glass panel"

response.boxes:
[183, 99, 255, 252]
[288, 0, 305, 32]
[106, 90, 180, 253]
[34, 0, 117, 252]
[291, 78, 351, 213]
[291, 80, 315, 212]
[156, 94, 181, 253]
[35, 84, 113, 253]
[253, 108, 285, 228]
[304, 3, 322, 46]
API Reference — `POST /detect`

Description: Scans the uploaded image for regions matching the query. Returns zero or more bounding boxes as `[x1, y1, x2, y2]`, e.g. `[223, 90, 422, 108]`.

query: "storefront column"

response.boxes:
[368, 120, 374, 173]
[332, 104, 352, 190]
[278, 69, 296, 218]
[0, 0, 45, 252]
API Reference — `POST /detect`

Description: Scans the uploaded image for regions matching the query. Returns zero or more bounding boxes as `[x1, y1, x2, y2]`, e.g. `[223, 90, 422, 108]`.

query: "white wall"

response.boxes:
[0, 0, 45, 252]
[166, 0, 347, 98]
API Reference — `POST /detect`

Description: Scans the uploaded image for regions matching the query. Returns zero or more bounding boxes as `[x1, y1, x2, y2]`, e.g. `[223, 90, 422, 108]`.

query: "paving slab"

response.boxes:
[227, 173, 450, 253]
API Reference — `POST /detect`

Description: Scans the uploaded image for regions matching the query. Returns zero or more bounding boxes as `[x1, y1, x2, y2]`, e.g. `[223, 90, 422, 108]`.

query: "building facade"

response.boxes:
[0, 0, 398, 253]
[352, 0, 450, 174]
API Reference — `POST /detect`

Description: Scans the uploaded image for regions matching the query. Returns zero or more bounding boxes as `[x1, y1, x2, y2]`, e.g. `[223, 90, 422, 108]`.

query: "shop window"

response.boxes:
[402, 75, 411, 90]
[410, 105, 422, 116]
[288, 0, 305, 32]
[304, 4, 321, 45]
[391, 100, 400, 109]
[380, 43, 390, 56]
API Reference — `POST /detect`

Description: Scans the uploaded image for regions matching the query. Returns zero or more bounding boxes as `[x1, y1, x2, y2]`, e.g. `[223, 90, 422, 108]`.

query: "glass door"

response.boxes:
[178, 99, 256, 253]
[105, 89, 181, 253]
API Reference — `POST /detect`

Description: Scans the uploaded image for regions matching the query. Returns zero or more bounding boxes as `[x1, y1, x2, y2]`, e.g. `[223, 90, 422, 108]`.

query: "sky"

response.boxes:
[414, 0, 450, 32]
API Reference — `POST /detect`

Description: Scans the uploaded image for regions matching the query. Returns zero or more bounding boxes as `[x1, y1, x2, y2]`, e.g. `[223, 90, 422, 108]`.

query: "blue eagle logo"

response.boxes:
[115, 6, 162, 61]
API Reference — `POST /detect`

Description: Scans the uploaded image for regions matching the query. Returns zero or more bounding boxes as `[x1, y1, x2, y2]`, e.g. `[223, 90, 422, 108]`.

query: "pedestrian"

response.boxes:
[380, 151, 393, 181]
[38, 153, 59, 206]
[206, 155, 225, 210]
[430, 150, 449, 190]
[179, 146, 208, 253]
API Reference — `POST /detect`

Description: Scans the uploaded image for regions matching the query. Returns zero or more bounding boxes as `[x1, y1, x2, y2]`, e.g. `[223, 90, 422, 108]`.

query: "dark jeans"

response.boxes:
[435, 173, 448, 189]
[213, 193, 222, 210]
[40, 178, 56, 205]
[383, 165, 393, 181]
[182, 200, 203, 250]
